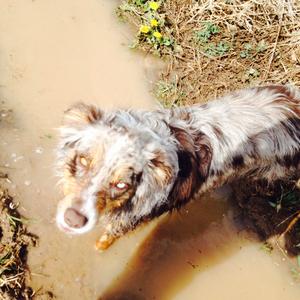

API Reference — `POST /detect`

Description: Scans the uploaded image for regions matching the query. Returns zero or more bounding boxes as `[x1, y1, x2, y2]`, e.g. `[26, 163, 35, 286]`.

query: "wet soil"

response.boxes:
[232, 178, 300, 256]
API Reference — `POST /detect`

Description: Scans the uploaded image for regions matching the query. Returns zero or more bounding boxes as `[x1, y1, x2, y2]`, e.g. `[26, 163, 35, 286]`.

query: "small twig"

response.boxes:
[281, 211, 300, 237]
[263, 11, 283, 81]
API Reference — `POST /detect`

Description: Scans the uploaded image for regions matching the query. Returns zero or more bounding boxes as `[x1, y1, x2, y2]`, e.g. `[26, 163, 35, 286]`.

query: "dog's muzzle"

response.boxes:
[56, 195, 98, 234]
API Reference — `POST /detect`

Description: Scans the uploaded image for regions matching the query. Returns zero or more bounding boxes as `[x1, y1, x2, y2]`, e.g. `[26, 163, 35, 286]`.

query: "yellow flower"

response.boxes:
[150, 19, 158, 27]
[149, 1, 160, 11]
[140, 25, 150, 34]
[153, 31, 162, 39]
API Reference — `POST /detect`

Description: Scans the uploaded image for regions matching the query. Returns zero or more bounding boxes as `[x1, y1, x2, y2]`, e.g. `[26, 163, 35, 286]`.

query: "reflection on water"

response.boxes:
[0, 1, 299, 299]
[100, 191, 300, 300]
[101, 194, 244, 300]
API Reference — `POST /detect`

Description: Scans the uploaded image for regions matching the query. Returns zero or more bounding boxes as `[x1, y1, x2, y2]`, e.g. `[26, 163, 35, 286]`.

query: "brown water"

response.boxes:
[0, 1, 299, 299]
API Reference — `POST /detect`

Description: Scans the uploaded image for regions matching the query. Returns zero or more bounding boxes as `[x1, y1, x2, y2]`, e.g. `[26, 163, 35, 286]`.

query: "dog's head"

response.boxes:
[56, 103, 181, 235]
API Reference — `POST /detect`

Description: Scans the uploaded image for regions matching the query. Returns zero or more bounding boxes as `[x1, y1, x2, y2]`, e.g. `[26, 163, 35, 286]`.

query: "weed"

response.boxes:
[256, 40, 267, 53]
[240, 43, 253, 58]
[240, 41, 268, 58]
[194, 22, 220, 43]
[118, 0, 175, 54]
[260, 242, 273, 254]
[290, 267, 300, 280]
[154, 80, 185, 108]
[246, 67, 260, 79]
[205, 41, 230, 57]
[269, 189, 299, 211]
[194, 22, 230, 57]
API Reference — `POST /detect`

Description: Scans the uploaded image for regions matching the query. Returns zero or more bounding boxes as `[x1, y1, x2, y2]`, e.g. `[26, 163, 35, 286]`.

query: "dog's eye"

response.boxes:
[79, 155, 90, 168]
[115, 182, 129, 190]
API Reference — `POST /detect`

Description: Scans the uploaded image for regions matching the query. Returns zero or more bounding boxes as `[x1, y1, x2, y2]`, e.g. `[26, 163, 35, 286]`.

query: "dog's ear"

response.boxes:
[63, 103, 103, 128]
[195, 133, 212, 179]
[169, 127, 212, 208]
[170, 126, 212, 179]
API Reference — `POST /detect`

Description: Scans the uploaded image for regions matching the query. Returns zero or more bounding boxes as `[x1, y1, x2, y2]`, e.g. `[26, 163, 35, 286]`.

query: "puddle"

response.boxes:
[0, 1, 299, 299]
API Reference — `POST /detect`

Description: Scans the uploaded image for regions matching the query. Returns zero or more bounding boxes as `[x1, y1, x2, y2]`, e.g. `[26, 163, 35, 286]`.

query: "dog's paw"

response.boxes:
[95, 234, 115, 251]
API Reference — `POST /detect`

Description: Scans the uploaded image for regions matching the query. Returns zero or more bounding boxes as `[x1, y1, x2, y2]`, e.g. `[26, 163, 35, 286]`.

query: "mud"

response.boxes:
[232, 178, 300, 256]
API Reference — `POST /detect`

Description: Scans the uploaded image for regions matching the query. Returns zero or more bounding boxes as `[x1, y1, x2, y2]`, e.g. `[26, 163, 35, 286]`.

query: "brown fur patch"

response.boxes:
[150, 151, 173, 188]
[168, 126, 213, 208]
[194, 133, 213, 178]
[67, 154, 78, 176]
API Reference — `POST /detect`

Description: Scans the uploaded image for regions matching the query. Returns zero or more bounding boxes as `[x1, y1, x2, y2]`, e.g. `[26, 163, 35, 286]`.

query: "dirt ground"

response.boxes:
[232, 178, 300, 256]
[118, 0, 300, 105]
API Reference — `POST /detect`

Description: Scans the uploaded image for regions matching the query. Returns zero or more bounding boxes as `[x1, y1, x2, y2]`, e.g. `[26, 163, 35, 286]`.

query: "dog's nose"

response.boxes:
[64, 207, 88, 229]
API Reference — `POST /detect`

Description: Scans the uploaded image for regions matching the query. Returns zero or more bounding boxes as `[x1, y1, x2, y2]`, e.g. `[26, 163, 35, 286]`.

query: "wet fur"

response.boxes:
[56, 85, 300, 248]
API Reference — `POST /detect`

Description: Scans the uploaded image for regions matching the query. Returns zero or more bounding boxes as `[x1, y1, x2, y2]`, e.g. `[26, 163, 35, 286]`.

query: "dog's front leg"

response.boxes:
[95, 233, 116, 250]
[95, 224, 118, 251]
[95, 211, 140, 251]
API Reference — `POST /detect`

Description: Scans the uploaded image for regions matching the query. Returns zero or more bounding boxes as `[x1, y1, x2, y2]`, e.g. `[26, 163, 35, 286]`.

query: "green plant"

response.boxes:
[240, 41, 267, 58]
[118, 0, 175, 54]
[154, 80, 185, 108]
[246, 67, 260, 78]
[195, 22, 220, 43]
[205, 41, 230, 56]
[260, 242, 273, 254]
[256, 40, 267, 53]
[291, 267, 300, 280]
[240, 43, 252, 58]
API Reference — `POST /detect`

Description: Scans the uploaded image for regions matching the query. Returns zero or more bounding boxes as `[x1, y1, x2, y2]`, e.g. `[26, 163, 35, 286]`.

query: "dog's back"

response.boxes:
[168, 85, 299, 187]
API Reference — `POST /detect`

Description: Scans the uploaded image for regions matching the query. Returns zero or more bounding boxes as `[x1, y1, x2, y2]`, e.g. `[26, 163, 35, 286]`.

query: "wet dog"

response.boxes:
[56, 85, 300, 250]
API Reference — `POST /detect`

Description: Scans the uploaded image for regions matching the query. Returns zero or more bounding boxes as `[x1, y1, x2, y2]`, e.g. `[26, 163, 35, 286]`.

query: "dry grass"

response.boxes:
[118, 0, 300, 107]
[0, 186, 38, 299]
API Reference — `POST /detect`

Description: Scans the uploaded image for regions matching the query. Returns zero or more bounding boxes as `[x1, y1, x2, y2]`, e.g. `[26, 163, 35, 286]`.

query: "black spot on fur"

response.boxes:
[279, 152, 300, 169]
[215, 169, 224, 177]
[281, 117, 300, 142]
[232, 155, 244, 168]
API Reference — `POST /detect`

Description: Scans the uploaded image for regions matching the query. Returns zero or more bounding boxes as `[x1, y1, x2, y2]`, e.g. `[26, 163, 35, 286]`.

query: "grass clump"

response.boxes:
[117, 0, 300, 107]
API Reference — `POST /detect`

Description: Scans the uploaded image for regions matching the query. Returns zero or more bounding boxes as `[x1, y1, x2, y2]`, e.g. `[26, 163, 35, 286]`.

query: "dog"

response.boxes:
[55, 85, 300, 250]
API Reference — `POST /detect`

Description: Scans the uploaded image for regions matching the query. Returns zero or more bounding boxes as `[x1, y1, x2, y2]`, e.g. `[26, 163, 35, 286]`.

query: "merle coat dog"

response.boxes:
[56, 85, 300, 250]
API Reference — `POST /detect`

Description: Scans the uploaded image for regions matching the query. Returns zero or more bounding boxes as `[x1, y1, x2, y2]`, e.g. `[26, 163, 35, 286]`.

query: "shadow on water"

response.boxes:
[99, 191, 253, 300]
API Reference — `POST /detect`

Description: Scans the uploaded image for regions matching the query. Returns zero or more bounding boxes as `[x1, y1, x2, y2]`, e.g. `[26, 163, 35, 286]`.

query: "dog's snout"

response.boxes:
[64, 207, 88, 229]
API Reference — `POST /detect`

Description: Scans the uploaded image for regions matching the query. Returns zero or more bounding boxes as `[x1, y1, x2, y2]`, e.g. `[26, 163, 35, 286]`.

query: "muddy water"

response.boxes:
[0, 1, 299, 299]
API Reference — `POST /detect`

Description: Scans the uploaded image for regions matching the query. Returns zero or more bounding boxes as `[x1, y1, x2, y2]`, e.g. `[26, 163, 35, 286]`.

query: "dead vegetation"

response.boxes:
[117, 0, 300, 106]
[0, 185, 38, 300]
